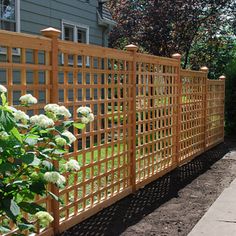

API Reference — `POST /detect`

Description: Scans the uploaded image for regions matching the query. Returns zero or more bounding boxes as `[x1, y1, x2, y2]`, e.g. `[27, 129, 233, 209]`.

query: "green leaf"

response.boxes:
[30, 181, 46, 195]
[21, 152, 41, 166]
[18, 202, 46, 215]
[0, 226, 10, 233]
[26, 134, 39, 140]
[11, 127, 22, 143]
[3, 199, 20, 220]
[63, 120, 73, 127]
[1, 93, 7, 106]
[18, 223, 35, 231]
[53, 149, 67, 155]
[21, 152, 34, 165]
[48, 191, 64, 204]
[16, 123, 28, 129]
[42, 148, 54, 153]
[39, 129, 49, 134]
[55, 125, 64, 133]
[21, 191, 35, 201]
[10, 199, 20, 216]
[25, 136, 38, 146]
[12, 180, 28, 186]
[39, 151, 51, 160]
[73, 123, 86, 129]
[0, 109, 15, 131]
[29, 156, 41, 166]
[41, 160, 53, 171]
[0, 162, 14, 172]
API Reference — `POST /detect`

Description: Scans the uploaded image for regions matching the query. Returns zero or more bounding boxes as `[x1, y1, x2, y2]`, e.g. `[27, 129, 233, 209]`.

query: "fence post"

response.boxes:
[41, 27, 61, 235]
[125, 44, 138, 193]
[219, 75, 226, 141]
[172, 53, 181, 167]
[200, 66, 209, 151]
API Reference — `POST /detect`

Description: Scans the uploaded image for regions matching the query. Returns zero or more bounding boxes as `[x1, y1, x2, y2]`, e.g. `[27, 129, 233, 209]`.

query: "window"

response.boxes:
[62, 20, 89, 44]
[62, 20, 89, 65]
[0, 0, 20, 32]
[77, 29, 86, 43]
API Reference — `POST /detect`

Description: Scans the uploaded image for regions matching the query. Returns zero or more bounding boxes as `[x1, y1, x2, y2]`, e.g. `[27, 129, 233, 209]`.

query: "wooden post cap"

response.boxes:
[171, 53, 181, 59]
[41, 27, 61, 38]
[200, 66, 209, 72]
[219, 75, 226, 81]
[125, 44, 138, 52]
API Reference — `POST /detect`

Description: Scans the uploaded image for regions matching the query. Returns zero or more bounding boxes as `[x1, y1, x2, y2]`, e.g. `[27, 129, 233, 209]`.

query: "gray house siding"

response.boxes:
[20, 0, 107, 45]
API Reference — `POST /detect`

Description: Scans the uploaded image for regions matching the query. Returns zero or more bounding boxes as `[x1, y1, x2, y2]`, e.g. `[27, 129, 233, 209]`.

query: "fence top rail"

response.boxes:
[136, 53, 179, 66]
[0, 29, 52, 51]
[207, 79, 225, 84]
[180, 69, 207, 77]
[58, 40, 133, 61]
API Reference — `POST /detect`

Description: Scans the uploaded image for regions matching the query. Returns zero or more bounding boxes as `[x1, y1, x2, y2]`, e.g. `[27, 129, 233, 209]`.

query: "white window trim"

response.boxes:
[0, 0, 20, 55]
[61, 19, 89, 44]
[61, 19, 90, 66]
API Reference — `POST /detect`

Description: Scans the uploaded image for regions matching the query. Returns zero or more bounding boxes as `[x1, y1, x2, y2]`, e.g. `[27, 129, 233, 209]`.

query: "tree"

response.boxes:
[108, 0, 236, 70]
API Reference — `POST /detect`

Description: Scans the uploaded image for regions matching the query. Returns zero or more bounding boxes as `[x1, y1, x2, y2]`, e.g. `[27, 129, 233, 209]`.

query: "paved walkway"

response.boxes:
[188, 150, 236, 236]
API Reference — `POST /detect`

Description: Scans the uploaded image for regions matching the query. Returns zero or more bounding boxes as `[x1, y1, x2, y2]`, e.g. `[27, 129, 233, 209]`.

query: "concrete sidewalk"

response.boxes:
[188, 151, 236, 236]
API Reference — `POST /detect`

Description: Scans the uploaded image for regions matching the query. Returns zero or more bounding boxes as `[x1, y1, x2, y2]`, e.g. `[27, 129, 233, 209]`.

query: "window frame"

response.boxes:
[61, 19, 89, 44]
[61, 20, 90, 66]
[0, 0, 20, 55]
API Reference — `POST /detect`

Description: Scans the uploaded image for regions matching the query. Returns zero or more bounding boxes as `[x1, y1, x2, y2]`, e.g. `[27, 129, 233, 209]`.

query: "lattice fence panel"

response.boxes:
[0, 29, 226, 236]
[57, 41, 133, 232]
[206, 80, 225, 148]
[0, 31, 53, 235]
[179, 70, 206, 165]
[135, 55, 179, 188]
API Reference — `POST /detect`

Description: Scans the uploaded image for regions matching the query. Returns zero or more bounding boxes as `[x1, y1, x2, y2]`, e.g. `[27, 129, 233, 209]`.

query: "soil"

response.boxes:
[61, 136, 236, 236]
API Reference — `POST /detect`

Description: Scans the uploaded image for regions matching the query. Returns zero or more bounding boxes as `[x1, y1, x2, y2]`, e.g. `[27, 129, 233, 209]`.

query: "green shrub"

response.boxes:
[0, 85, 94, 233]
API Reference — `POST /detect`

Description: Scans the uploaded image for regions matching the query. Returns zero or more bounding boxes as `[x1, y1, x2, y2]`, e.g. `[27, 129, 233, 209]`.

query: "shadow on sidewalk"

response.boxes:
[60, 142, 229, 236]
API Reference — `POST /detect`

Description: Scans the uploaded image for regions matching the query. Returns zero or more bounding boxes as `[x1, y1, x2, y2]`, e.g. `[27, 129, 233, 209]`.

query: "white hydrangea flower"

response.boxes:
[58, 106, 71, 118]
[37, 115, 54, 128]
[35, 211, 54, 226]
[44, 104, 59, 113]
[64, 159, 80, 171]
[0, 131, 9, 140]
[30, 115, 39, 124]
[87, 113, 94, 122]
[62, 130, 76, 144]
[19, 94, 37, 105]
[57, 174, 66, 186]
[13, 110, 29, 124]
[0, 85, 7, 93]
[55, 136, 67, 146]
[44, 172, 59, 184]
[30, 114, 54, 128]
[44, 171, 66, 186]
[77, 106, 92, 116]
[77, 106, 94, 125]
[44, 104, 71, 118]
[81, 116, 90, 124]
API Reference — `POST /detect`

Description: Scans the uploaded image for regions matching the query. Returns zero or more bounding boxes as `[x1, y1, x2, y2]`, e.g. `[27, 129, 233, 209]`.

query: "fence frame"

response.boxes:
[0, 28, 225, 236]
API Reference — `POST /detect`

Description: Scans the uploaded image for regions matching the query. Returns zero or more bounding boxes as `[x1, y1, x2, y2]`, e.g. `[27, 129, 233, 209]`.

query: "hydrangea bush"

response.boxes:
[0, 85, 94, 233]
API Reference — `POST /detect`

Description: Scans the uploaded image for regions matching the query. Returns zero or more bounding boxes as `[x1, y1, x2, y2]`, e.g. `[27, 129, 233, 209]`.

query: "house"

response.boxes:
[0, 0, 116, 46]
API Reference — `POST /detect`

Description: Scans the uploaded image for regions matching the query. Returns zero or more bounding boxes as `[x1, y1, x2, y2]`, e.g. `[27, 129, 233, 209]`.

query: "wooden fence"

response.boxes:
[0, 28, 225, 235]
